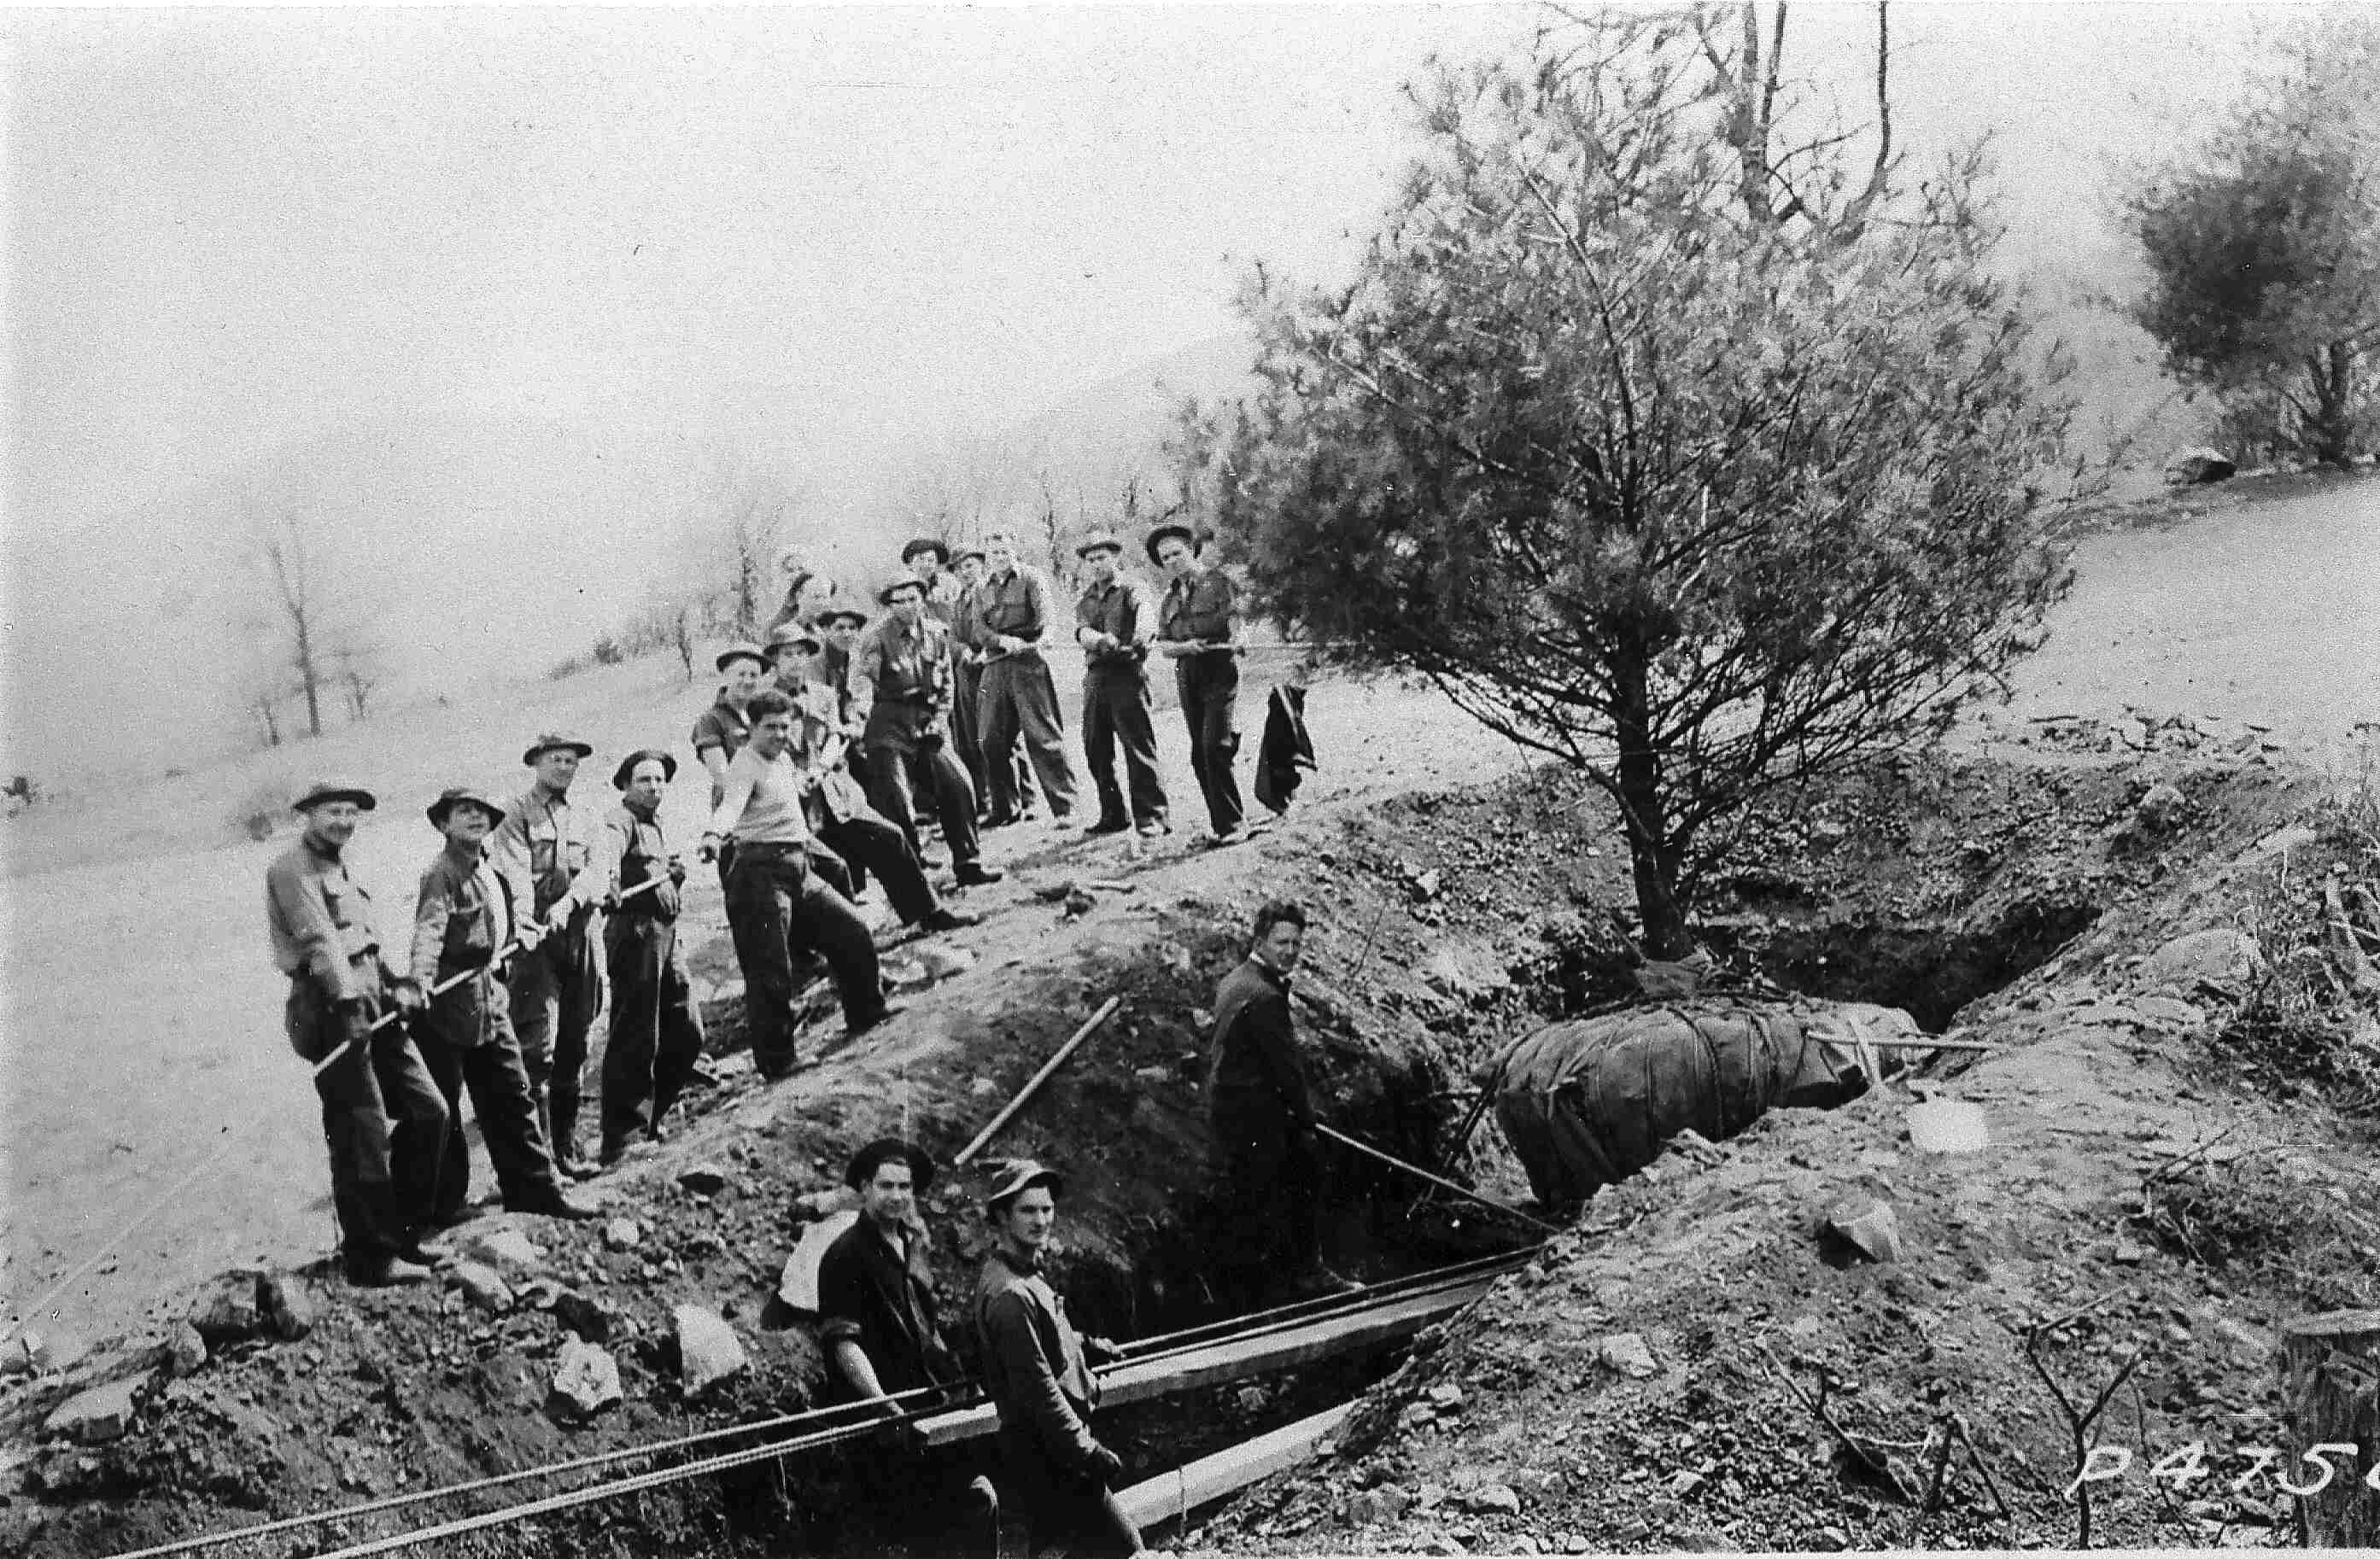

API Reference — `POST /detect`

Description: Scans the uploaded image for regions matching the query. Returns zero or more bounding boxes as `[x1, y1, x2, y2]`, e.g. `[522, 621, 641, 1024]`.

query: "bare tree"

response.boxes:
[245, 488, 378, 740]
[333, 643, 383, 721]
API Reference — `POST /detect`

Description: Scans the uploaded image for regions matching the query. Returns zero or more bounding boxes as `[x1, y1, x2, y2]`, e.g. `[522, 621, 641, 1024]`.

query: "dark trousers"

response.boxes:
[725, 842, 885, 1071]
[979, 654, 1078, 820]
[511, 920, 604, 1159]
[1002, 1436, 1143, 1557]
[827, 1436, 999, 1559]
[1081, 667, 1168, 827]
[412, 997, 562, 1220]
[1212, 1101, 1325, 1295]
[858, 739, 982, 867]
[1176, 651, 1245, 835]
[816, 812, 940, 925]
[289, 978, 450, 1279]
[953, 659, 990, 807]
[600, 915, 706, 1158]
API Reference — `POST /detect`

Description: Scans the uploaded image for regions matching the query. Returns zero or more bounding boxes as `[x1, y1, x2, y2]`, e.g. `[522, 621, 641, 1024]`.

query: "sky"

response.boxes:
[0, 3, 2308, 782]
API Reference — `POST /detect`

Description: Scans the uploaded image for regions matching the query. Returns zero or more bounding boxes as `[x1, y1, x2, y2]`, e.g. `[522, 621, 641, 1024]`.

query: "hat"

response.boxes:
[1144, 523, 1201, 568]
[878, 572, 931, 606]
[611, 749, 678, 789]
[900, 536, 951, 568]
[984, 1159, 1062, 1213]
[522, 734, 594, 766]
[292, 780, 376, 814]
[823, 607, 869, 630]
[955, 546, 987, 568]
[768, 621, 822, 653]
[715, 642, 768, 673]
[845, 1136, 938, 1194]
[1075, 530, 1125, 560]
[426, 785, 505, 829]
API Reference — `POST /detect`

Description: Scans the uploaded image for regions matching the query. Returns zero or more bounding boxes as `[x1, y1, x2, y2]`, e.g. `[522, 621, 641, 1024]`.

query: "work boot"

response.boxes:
[922, 906, 982, 932]
[954, 861, 1006, 888]
[845, 1002, 908, 1044]
[1135, 819, 1170, 840]
[354, 1255, 437, 1287]
[511, 1188, 600, 1221]
[1085, 816, 1131, 837]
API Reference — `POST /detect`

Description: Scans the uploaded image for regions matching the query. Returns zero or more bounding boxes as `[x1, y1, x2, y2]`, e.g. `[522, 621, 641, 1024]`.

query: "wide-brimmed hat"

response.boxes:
[1143, 522, 1202, 567]
[292, 780, 376, 814]
[845, 1136, 938, 1194]
[900, 536, 951, 568]
[983, 1158, 1062, 1214]
[611, 749, 678, 789]
[522, 733, 594, 766]
[823, 607, 869, 630]
[715, 642, 768, 673]
[426, 785, 505, 829]
[954, 546, 987, 568]
[1075, 530, 1125, 560]
[768, 621, 822, 654]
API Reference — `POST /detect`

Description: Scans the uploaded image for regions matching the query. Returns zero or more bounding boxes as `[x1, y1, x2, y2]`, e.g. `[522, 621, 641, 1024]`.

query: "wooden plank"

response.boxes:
[916, 1275, 1494, 1446]
[952, 996, 1124, 1166]
[1116, 1404, 1353, 1530]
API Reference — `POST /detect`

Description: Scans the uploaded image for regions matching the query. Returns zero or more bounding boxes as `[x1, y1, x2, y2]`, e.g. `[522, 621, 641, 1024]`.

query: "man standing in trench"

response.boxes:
[486, 734, 606, 1178]
[265, 780, 445, 1286]
[1208, 900, 1359, 1303]
[974, 1160, 1141, 1558]
[817, 1137, 999, 1559]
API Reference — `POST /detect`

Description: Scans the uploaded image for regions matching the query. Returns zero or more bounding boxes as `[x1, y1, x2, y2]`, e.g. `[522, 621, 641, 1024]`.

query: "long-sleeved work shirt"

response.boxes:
[1075, 574, 1158, 671]
[485, 785, 602, 924]
[600, 803, 681, 921]
[411, 847, 515, 1047]
[973, 566, 1056, 661]
[266, 836, 384, 1004]
[818, 1216, 962, 1398]
[857, 614, 954, 750]
[705, 744, 815, 847]
[1207, 955, 1316, 1130]
[1159, 567, 1239, 647]
[974, 1247, 1104, 1472]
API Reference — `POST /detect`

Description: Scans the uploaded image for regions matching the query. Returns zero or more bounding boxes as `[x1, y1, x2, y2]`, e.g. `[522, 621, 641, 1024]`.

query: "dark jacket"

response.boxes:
[974, 1248, 1103, 1474]
[817, 1215, 962, 1398]
[1075, 575, 1157, 673]
[1207, 956, 1315, 1130]
[410, 849, 514, 1050]
[1253, 683, 1315, 815]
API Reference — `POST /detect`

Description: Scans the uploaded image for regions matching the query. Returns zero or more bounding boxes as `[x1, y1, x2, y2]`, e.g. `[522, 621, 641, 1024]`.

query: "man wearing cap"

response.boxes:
[693, 642, 769, 888]
[410, 788, 593, 1223]
[1073, 530, 1170, 839]
[1208, 900, 1358, 1303]
[856, 573, 1003, 889]
[485, 735, 607, 1177]
[973, 528, 1079, 830]
[266, 782, 447, 1286]
[1151, 524, 1248, 845]
[699, 688, 898, 1075]
[953, 546, 1036, 824]
[596, 750, 705, 1165]
[817, 1137, 1000, 1559]
[974, 1162, 1142, 1557]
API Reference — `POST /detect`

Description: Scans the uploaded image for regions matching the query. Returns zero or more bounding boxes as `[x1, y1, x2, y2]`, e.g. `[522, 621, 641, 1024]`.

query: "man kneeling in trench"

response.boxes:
[816, 1137, 998, 1559]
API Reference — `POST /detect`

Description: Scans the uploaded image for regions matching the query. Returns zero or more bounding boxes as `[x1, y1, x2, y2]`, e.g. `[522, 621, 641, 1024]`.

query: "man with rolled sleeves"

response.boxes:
[486, 734, 607, 1178]
[597, 750, 706, 1165]
[953, 546, 1037, 825]
[693, 641, 769, 889]
[1073, 530, 1170, 839]
[410, 787, 593, 1223]
[266, 780, 447, 1286]
[974, 1161, 1141, 1557]
[855, 573, 1004, 888]
[973, 527, 1079, 830]
[1151, 523, 1247, 844]
[698, 689, 899, 1076]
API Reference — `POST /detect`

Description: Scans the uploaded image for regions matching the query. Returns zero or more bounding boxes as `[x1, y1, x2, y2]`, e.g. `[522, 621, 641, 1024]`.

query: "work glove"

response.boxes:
[696, 835, 722, 864]
[1085, 1442, 1125, 1485]
[335, 999, 378, 1054]
[1083, 1335, 1125, 1367]
[667, 858, 688, 887]
[389, 978, 427, 1015]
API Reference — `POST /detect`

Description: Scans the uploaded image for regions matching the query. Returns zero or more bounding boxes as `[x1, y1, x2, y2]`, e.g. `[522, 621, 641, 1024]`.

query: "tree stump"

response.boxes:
[2280, 1310, 2380, 1546]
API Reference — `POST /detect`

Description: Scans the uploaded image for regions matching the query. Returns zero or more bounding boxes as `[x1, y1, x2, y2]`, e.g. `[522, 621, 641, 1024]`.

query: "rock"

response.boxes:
[792, 1187, 859, 1221]
[163, 1323, 208, 1377]
[189, 1273, 267, 1345]
[676, 1164, 732, 1195]
[2137, 929, 2265, 995]
[673, 1304, 748, 1395]
[1670, 1525, 1744, 1552]
[447, 1260, 515, 1312]
[547, 1339, 624, 1417]
[2164, 447, 2236, 486]
[2134, 782, 2190, 834]
[968, 1077, 1000, 1097]
[1598, 1332, 1660, 1379]
[1666, 1468, 1706, 1497]
[259, 1273, 319, 1340]
[2112, 1238, 2152, 1264]
[1665, 1129, 1725, 1165]
[1427, 1381, 1465, 1410]
[1905, 1100, 1991, 1154]
[461, 1229, 546, 1272]
[2128, 995, 2204, 1030]
[1566, 1538, 1593, 1555]
[708, 1052, 757, 1081]
[44, 1375, 148, 1443]
[1465, 1482, 1523, 1514]
[10, 1328, 89, 1376]
[918, 944, 976, 980]
[1410, 868, 1443, 900]
[1823, 1200, 1905, 1263]
[603, 1217, 643, 1252]
[1814, 1526, 1851, 1550]
[551, 1291, 617, 1345]
[883, 956, 932, 990]
[1348, 1486, 1412, 1525]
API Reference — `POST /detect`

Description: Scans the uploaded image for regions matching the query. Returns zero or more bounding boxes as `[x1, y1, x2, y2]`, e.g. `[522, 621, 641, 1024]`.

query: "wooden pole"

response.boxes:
[1313, 1123, 1562, 1235]
[2279, 1310, 2380, 1546]
[952, 996, 1125, 1166]
[1115, 1404, 1353, 1532]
